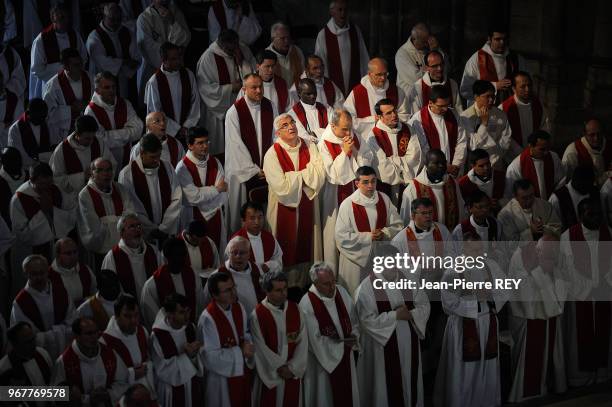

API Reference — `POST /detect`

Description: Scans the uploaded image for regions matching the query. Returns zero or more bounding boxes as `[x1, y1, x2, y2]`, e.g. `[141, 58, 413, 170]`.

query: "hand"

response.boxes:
[232, 80, 242, 92]
[530, 217, 544, 235]
[495, 79, 511, 90]
[371, 228, 384, 241]
[215, 177, 228, 192]
[257, 170, 266, 180]
[277, 365, 294, 380]
[479, 105, 489, 125]
[241, 341, 255, 359]
[261, 263, 270, 273]
[184, 340, 202, 357]
[395, 305, 413, 321]
[447, 164, 459, 177]
[341, 136, 354, 155]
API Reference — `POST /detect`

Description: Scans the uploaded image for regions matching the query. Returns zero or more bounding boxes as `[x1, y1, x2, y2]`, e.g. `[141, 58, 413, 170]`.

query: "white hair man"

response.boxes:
[266, 22, 305, 87]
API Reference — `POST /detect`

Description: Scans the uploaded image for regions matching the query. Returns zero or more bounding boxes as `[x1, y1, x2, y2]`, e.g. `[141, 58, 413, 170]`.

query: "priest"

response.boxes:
[457, 149, 507, 214]
[549, 165, 598, 231]
[129, 111, 184, 168]
[75, 270, 121, 332]
[288, 54, 345, 109]
[288, 78, 333, 144]
[207, 0, 262, 45]
[266, 22, 305, 87]
[179, 220, 221, 287]
[49, 237, 97, 307]
[562, 118, 611, 187]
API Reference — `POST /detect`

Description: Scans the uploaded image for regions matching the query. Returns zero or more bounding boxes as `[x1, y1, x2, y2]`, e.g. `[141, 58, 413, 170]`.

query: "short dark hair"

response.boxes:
[571, 165, 595, 185]
[355, 166, 376, 179]
[98, 269, 119, 290]
[160, 42, 181, 60]
[465, 189, 489, 208]
[425, 148, 447, 164]
[429, 84, 450, 102]
[187, 127, 209, 145]
[424, 50, 444, 67]
[512, 178, 533, 195]
[7, 321, 32, 344]
[162, 293, 189, 313]
[469, 148, 490, 165]
[472, 80, 495, 96]
[27, 98, 48, 115]
[140, 133, 163, 153]
[527, 130, 551, 146]
[75, 115, 99, 134]
[162, 237, 187, 259]
[256, 49, 278, 65]
[61, 48, 81, 65]
[29, 162, 54, 181]
[511, 71, 531, 87]
[487, 25, 509, 38]
[374, 98, 395, 115]
[114, 294, 139, 317]
[207, 272, 233, 296]
[240, 201, 264, 219]
[411, 197, 433, 215]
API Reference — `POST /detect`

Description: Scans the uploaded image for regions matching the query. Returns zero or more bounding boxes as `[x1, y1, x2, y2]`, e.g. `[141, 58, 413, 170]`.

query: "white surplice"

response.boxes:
[288, 100, 333, 144]
[288, 72, 345, 110]
[406, 72, 462, 116]
[460, 103, 513, 167]
[505, 151, 566, 200]
[7, 118, 61, 169]
[50, 259, 96, 307]
[207, 0, 261, 45]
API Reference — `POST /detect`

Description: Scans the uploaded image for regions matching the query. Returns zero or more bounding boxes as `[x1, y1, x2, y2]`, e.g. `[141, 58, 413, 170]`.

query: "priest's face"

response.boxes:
[103, 4, 122, 32]
[428, 98, 451, 116]
[412, 204, 433, 230]
[75, 131, 95, 147]
[368, 60, 388, 89]
[584, 119, 603, 150]
[377, 103, 399, 128]
[76, 319, 100, 356]
[116, 305, 140, 335]
[214, 279, 237, 306]
[266, 280, 288, 306]
[147, 112, 167, 137]
[26, 259, 49, 292]
[355, 174, 377, 198]
[96, 77, 117, 105]
[529, 138, 550, 159]
[475, 90, 495, 109]
[121, 218, 144, 247]
[314, 269, 336, 298]
[488, 32, 508, 54]
[272, 26, 291, 54]
[425, 153, 447, 181]
[141, 150, 162, 169]
[51, 9, 69, 32]
[92, 159, 114, 190]
[330, 1, 348, 28]
[513, 74, 531, 103]
[331, 114, 352, 139]
[297, 82, 317, 105]
[472, 157, 492, 179]
[514, 185, 535, 210]
[229, 241, 250, 271]
[64, 56, 83, 75]
[167, 304, 190, 329]
[243, 208, 264, 235]
[243, 76, 264, 103]
[188, 136, 209, 161]
[275, 116, 299, 145]
[57, 239, 79, 269]
[469, 197, 491, 222]
[305, 57, 324, 81]
[257, 58, 276, 82]
[425, 53, 444, 82]
[163, 48, 182, 72]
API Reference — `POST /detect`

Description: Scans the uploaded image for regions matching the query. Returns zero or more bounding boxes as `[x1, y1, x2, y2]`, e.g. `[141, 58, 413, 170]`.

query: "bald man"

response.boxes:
[130, 112, 185, 168]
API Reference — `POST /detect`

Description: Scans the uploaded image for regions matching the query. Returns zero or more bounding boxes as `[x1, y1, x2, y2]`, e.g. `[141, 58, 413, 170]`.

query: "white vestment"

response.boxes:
[287, 101, 333, 144]
[266, 44, 305, 88]
[180, 231, 220, 280]
[548, 182, 590, 230]
[119, 0, 152, 32]
[460, 103, 513, 167]
[505, 151, 566, 200]
[50, 259, 97, 307]
[406, 72, 462, 116]
[288, 72, 345, 110]
[498, 197, 561, 245]
[204, 261, 263, 317]
[7, 118, 60, 169]
[0, 46, 26, 99]
[562, 137, 610, 186]
[498, 95, 551, 154]
[392, 220, 455, 258]
[459, 169, 509, 209]
[0, 347, 53, 385]
[129, 135, 185, 167]
[207, 0, 261, 45]
[236, 76, 290, 114]
[22, 0, 81, 48]
[0, 95, 24, 149]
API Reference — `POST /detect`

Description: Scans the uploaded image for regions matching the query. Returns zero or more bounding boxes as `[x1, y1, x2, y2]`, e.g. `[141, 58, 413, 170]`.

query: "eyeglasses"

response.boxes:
[94, 167, 113, 173]
[279, 120, 296, 130]
[126, 223, 143, 230]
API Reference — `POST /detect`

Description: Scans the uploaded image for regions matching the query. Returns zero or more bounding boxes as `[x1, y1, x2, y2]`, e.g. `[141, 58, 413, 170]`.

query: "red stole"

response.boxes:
[41, 25, 77, 64]
[17, 114, 51, 159]
[462, 300, 499, 362]
[273, 75, 289, 112]
[476, 49, 518, 82]
[130, 161, 172, 222]
[3, 90, 18, 126]
[457, 171, 505, 201]
[460, 217, 498, 241]
[292, 102, 328, 132]
[404, 225, 444, 258]
[87, 98, 128, 130]
[307, 290, 353, 407]
[218, 262, 266, 303]
[352, 82, 398, 118]
[15, 283, 69, 332]
[48, 263, 93, 300]
[33, 349, 52, 384]
[86, 183, 124, 218]
[421, 79, 452, 107]
[351, 192, 387, 232]
[112, 243, 158, 297]
[413, 177, 460, 230]
[273, 142, 314, 266]
[179, 232, 216, 270]
[101, 326, 149, 368]
[213, 53, 231, 85]
[155, 68, 191, 125]
[94, 25, 131, 59]
[501, 95, 542, 147]
[153, 265, 197, 322]
[574, 138, 612, 172]
[420, 106, 458, 162]
[324, 136, 361, 204]
[61, 137, 101, 175]
[62, 343, 117, 392]
[519, 149, 555, 199]
[522, 317, 557, 398]
[322, 78, 336, 106]
[58, 70, 91, 108]
[372, 124, 411, 157]
[16, 185, 62, 220]
[235, 97, 273, 168]
[324, 24, 361, 95]
[256, 301, 301, 407]
[211, 1, 228, 30]
[231, 227, 276, 264]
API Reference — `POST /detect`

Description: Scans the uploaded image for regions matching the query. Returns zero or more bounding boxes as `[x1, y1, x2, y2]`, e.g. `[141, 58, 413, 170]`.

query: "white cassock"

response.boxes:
[225, 96, 277, 232]
[318, 126, 372, 272]
[335, 189, 403, 295]
[354, 270, 430, 407]
[175, 151, 228, 254]
[231, 227, 284, 274]
[0, 92, 24, 148]
[151, 311, 203, 407]
[266, 44, 305, 88]
[0, 45, 26, 100]
[22, 0, 81, 48]
[288, 72, 345, 110]
[7, 118, 60, 169]
[400, 172, 466, 230]
[406, 72, 463, 116]
[392, 220, 455, 258]
[548, 182, 590, 230]
[395, 38, 426, 96]
[43, 69, 94, 139]
[180, 231, 220, 281]
[204, 261, 265, 317]
[460, 104, 513, 167]
[507, 247, 567, 403]
[118, 157, 183, 236]
[451, 215, 504, 254]
[299, 285, 360, 407]
[499, 95, 551, 154]
[457, 168, 509, 209]
[119, 0, 151, 32]
[84, 93, 143, 168]
[314, 18, 369, 95]
[0, 347, 53, 385]
[498, 197, 561, 245]
[505, 151, 566, 200]
[264, 139, 326, 287]
[562, 137, 610, 187]
[433, 261, 509, 407]
[10, 281, 75, 360]
[602, 177, 612, 227]
[237, 76, 290, 114]
[207, 0, 261, 45]
[197, 41, 255, 155]
[198, 300, 254, 407]
[288, 100, 333, 144]
[136, 5, 191, 97]
[367, 120, 423, 205]
[408, 106, 468, 170]
[144, 66, 200, 136]
[77, 180, 135, 255]
[86, 22, 140, 99]
[29, 27, 87, 99]
[53, 341, 129, 406]
[75, 293, 116, 327]
[101, 239, 161, 300]
[129, 135, 185, 168]
[100, 316, 156, 396]
[49, 259, 97, 307]
[250, 298, 308, 407]
[344, 76, 410, 139]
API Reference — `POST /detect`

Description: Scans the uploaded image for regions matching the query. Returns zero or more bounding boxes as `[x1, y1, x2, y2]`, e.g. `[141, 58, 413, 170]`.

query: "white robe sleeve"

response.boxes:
[136, 15, 161, 69]
[354, 283, 397, 346]
[151, 332, 200, 387]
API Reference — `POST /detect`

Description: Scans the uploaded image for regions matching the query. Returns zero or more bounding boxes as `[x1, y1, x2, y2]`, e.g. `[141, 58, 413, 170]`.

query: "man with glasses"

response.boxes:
[130, 111, 184, 168]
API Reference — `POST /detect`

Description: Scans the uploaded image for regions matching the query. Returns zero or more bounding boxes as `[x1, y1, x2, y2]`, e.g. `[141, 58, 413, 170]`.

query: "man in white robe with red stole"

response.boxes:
[408, 85, 468, 177]
[288, 55, 345, 110]
[225, 73, 277, 232]
[119, 0, 151, 32]
[433, 235, 509, 407]
[141, 238, 204, 329]
[344, 58, 409, 139]
[562, 118, 611, 187]
[232, 201, 283, 274]
[251, 271, 308, 407]
[10, 162, 77, 261]
[102, 213, 161, 300]
[87, 3, 140, 106]
[368, 98, 422, 207]
[289, 78, 333, 144]
[400, 149, 465, 232]
[49, 238, 96, 308]
[176, 128, 228, 254]
[299, 262, 360, 407]
[199, 272, 254, 407]
[29, 5, 87, 99]
[207, 0, 262, 46]
[457, 149, 507, 215]
[119, 134, 182, 240]
[549, 165, 598, 232]
[151, 293, 203, 407]
[42, 48, 92, 138]
[314, 0, 369, 96]
[76, 270, 121, 332]
[506, 130, 566, 201]
[354, 244, 430, 407]
[54, 317, 128, 406]
[266, 22, 305, 88]
[319, 109, 371, 272]
[0, 73, 24, 149]
[264, 113, 325, 288]
[23, 0, 81, 50]
[335, 166, 403, 295]
[560, 198, 612, 386]
[179, 220, 221, 287]
[507, 233, 567, 403]
[129, 112, 184, 168]
[50, 115, 116, 196]
[10, 255, 75, 360]
[197, 29, 255, 155]
[100, 294, 156, 396]
[85, 71, 143, 169]
[145, 42, 200, 139]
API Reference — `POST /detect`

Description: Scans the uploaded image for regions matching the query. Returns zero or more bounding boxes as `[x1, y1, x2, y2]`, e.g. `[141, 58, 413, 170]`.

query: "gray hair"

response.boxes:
[89, 157, 113, 174]
[411, 22, 429, 40]
[225, 236, 251, 259]
[117, 212, 140, 233]
[270, 22, 289, 39]
[273, 113, 294, 131]
[22, 254, 48, 273]
[309, 261, 334, 283]
[95, 71, 117, 86]
[54, 237, 76, 256]
[330, 108, 352, 126]
[262, 270, 288, 292]
[367, 58, 387, 72]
